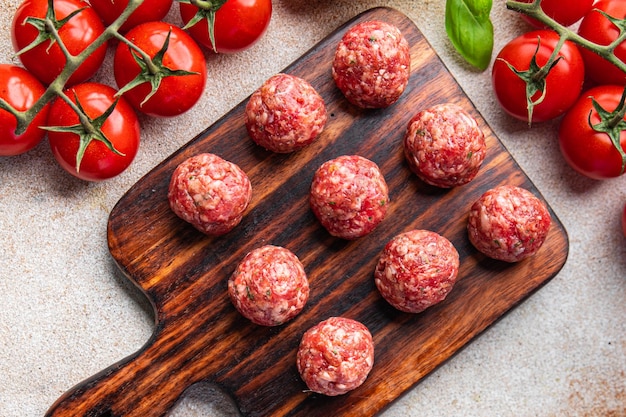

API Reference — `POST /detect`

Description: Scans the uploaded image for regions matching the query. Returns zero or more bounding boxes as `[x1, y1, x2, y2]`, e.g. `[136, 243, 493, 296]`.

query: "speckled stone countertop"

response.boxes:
[1, 1, 624, 416]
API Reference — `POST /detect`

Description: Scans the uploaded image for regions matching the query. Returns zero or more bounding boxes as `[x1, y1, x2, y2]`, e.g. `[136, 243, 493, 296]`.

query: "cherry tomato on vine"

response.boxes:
[179, 0, 272, 53]
[89, 0, 173, 34]
[0, 64, 49, 156]
[113, 21, 207, 117]
[46, 83, 140, 181]
[519, 0, 593, 27]
[578, 0, 626, 86]
[11, 0, 108, 86]
[492, 30, 585, 123]
[559, 85, 626, 180]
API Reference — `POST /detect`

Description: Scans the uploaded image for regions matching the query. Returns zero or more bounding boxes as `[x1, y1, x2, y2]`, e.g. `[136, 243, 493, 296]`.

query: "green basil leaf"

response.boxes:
[445, 0, 494, 71]
[465, 0, 492, 17]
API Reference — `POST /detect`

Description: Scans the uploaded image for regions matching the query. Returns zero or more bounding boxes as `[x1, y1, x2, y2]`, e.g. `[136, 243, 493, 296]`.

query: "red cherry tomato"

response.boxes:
[0, 64, 49, 156]
[46, 83, 140, 181]
[578, 0, 626, 86]
[179, 0, 272, 53]
[492, 30, 585, 123]
[559, 85, 626, 180]
[519, 0, 593, 27]
[89, 0, 173, 34]
[11, 0, 108, 86]
[113, 21, 207, 117]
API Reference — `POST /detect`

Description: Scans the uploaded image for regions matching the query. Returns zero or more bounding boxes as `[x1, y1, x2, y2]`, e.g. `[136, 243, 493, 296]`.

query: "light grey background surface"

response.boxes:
[1, 1, 625, 416]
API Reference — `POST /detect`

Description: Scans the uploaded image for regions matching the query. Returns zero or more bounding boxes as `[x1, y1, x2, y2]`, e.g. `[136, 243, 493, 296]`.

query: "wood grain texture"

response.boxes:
[45, 7, 569, 417]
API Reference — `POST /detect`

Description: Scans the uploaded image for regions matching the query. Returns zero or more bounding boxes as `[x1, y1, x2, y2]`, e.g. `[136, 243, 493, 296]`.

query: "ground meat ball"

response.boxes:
[310, 155, 389, 240]
[404, 103, 486, 188]
[374, 229, 460, 313]
[467, 185, 552, 262]
[168, 153, 252, 236]
[228, 245, 309, 326]
[332, 20, 410, 109]
[245, 73, 328, 153]
[296, 317, 374, 396]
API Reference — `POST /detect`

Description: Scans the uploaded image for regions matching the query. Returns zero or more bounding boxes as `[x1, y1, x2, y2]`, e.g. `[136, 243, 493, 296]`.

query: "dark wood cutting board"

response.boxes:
[45, 7, 569, 417]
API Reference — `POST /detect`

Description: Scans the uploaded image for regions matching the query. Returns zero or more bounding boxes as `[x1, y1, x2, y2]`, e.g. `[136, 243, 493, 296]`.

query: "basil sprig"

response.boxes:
[445, 0, 494, 71]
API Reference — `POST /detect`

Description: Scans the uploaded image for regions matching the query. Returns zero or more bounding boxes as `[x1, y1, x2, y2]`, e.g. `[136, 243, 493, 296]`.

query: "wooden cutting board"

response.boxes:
[45, 7, 569, 417]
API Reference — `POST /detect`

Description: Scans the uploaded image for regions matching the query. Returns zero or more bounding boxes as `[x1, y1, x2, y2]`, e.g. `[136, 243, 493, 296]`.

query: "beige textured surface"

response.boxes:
[1, 1, 625, 416]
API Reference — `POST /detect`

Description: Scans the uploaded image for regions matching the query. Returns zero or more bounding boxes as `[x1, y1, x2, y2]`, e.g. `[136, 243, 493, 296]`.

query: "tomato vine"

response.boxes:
[506, 0, 626, 74]
[2, 0, 213, 178]
[507, 0, 626, 178]
[1, 0, 144, 137]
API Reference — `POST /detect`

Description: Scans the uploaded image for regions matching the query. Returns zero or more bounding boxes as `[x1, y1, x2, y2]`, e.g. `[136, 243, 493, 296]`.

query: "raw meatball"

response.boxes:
[168, 153, 252, 236]
[467, 185, 552, 262]
[404, 103, 486, 188]
[296, 317, 374, 396]
[332, 20, 411, 109]
[245, 73, 328, 153]
[310, 155, 389, 240]
[228, 245, 309, 326]
[375, 229, 460, 313]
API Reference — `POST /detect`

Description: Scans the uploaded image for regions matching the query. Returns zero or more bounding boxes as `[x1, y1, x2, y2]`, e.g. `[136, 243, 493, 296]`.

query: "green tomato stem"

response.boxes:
[506, 0, 626, 74]
[188, 0, 227, 11]
[112, 31, 161, 76]
[43, 17, 72, 60]
[55, 89, 102, 137]
[531, 33, 566, 83]
[608, 87, 626, 129]
[180, 0, 227, 53]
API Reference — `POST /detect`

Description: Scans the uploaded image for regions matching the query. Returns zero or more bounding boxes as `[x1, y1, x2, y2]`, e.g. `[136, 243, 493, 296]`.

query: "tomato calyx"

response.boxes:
[116, 29, 199, 107]
[596, 9, 626, 45]
[43, 92, 125, 173]
[15, 0, 86, 57]
[588, 87, 626, 175]
[179, 0, 228, 53]
[497, 34, 565, 125]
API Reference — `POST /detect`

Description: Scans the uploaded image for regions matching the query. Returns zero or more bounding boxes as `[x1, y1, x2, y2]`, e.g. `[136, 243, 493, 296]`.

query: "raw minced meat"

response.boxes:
[332, 20, 410, 109]
[296, 316, 374, 396]
[168, 153, 252, 236]
[245, 73, 328, 153]
[309, 155, 389, 240]
[403, 103, 486, 188]
[467, 185, 552, 262]
[228, 245, 309, 326]
[374, 229, 460, 313]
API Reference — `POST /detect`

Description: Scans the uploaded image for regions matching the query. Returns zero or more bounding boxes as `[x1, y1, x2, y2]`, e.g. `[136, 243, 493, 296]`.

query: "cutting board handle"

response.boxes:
[44, 334, 192, 417]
